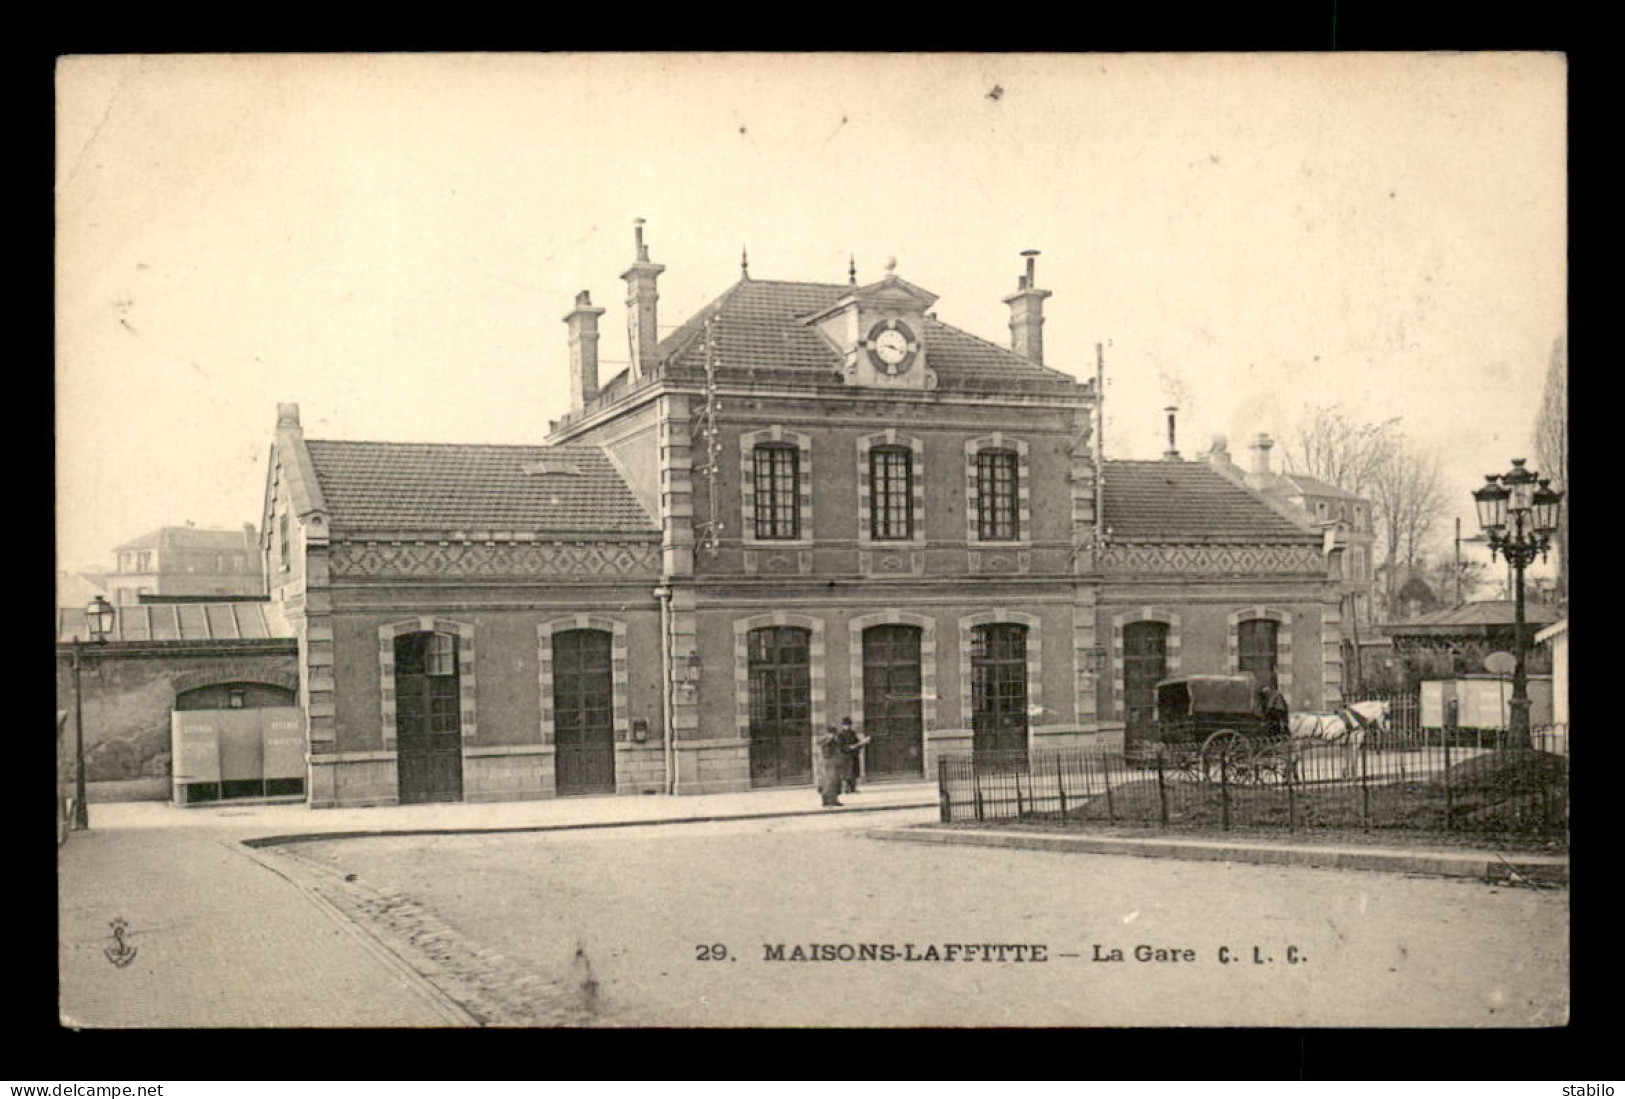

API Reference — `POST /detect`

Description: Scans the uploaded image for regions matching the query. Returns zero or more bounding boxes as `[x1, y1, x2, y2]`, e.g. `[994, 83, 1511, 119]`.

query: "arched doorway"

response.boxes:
[970, 623, 1028, 760]
[748, 626, 813, 787]
[862, 624, 924, 779]
[395, 631, 463, 804]
[553, 628, 617, 796]
[1122, 620, 1169, 751]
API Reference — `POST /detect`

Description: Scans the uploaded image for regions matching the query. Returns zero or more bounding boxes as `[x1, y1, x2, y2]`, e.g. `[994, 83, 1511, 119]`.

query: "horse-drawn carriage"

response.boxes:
[1139, 673, 1292, 783]
[1131, 673, 1383, 783]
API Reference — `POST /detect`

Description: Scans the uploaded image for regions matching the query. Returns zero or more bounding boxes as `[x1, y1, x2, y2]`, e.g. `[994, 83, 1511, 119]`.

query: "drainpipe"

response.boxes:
[655, 585, 676, 795]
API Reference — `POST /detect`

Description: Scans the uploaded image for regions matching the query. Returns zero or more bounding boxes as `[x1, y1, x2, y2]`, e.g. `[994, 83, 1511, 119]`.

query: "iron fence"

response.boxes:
[939, 729, 1568, 843]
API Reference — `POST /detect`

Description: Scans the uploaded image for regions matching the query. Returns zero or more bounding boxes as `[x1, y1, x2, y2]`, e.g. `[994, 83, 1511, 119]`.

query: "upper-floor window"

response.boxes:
[869, 446, 913, 540]
[278, 512, 290, 570]
[975, 449, 1020, 541]
[752, 444, 800, 540]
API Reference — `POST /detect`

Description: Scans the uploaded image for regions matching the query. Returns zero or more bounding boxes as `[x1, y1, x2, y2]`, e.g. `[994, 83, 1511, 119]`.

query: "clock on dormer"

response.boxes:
[863, 318, 920, 376]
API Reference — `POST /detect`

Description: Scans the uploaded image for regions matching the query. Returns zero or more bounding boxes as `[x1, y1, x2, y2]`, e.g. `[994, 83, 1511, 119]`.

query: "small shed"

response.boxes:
[1535, 618, 1568, 726]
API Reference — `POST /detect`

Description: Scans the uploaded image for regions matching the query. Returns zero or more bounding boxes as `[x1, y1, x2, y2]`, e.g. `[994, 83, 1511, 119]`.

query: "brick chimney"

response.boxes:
[1164, 407, 1181, 461]
[620, 218, 666, 381]
[563, 289, 607, 411]
[1251, 432, 1275, 475]
[1003, 250, 1053, 364]
[276, 402, 301, 432]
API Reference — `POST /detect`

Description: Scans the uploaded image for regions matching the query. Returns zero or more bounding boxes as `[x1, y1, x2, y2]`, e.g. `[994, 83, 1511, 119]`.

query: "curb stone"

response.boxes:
[866, 825, 1569, 884]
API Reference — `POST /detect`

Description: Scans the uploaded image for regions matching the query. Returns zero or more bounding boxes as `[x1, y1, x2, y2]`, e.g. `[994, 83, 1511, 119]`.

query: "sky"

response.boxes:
[55, 52, 1566, 578]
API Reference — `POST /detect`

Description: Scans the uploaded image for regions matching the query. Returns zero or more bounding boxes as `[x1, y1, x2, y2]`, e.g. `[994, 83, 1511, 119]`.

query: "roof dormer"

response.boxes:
[798, 259, 940, 391]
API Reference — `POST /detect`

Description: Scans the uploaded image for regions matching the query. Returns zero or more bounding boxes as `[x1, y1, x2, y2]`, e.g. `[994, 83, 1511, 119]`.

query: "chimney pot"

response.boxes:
[1003, 250, 1053, 364]
[1251, 432, 1275, 475]
[621, 220, 666, 380]
[564, 290, 608, 412]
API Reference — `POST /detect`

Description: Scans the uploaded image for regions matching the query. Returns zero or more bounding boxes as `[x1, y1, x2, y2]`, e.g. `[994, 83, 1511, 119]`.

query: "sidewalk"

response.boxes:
[79, 780, 941, 843]
[870, 824, 1570, 884]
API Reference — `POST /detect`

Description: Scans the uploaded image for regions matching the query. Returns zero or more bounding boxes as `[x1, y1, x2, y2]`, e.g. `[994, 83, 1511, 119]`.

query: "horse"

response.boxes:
[1284, 699, 1388, 780]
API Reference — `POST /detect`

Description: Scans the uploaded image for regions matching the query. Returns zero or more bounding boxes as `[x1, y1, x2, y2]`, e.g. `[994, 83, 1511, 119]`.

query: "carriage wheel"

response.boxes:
[1250, 742, 1290, 785]
[1200, 730, 1253, 783]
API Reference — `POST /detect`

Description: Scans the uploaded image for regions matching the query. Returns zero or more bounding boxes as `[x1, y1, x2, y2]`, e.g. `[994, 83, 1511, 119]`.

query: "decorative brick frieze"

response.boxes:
[956, 609, 1042, 730]
[537, 615, 630, 743]
[1097, 542, 1325, 575]
[1109, 608, 1182, 721]
[857, 548, 924, 576]
[1226, 606, 1294, 702]
[378, 616, 477, 750]
[733, 612, 825, 740]
[849, 611, 939, 733]
[330, 541, 659, 578]
[968, 548, 1032, 575]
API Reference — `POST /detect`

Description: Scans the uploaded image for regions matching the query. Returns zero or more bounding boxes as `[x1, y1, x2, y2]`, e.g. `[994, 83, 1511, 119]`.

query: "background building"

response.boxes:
[103, 524, 264, 606]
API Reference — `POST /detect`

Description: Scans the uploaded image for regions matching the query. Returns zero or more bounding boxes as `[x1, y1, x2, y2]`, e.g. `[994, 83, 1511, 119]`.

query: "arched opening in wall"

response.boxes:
[971, 623, 1028, 761]
[395, 631, 464, 804]
[1239, 619, 1280, 691]
[1122, 621, 1169, 752]
[862, 624, 923, 779]
[747, 626, 813, 787]
[171, 681, 302, 804]
[553, 628, 616, 796]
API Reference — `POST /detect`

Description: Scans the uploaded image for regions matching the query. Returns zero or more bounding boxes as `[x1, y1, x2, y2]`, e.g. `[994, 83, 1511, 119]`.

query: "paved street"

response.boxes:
[278, 813, 1569, 1028]
[58, 825, 466, 1027]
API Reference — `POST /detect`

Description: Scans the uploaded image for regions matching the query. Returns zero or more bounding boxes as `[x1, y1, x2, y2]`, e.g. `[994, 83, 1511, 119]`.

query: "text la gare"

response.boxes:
[1090, 944, 1307, 964]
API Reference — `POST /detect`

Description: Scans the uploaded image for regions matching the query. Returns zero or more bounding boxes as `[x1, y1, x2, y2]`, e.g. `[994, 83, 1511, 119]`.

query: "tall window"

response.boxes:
[976, 449, 1019, 540]
[869, 446, 913, 540]
[752, 444, 800, 539]
[1238, 618, 1280, 691]
[278, 513, 290, 569]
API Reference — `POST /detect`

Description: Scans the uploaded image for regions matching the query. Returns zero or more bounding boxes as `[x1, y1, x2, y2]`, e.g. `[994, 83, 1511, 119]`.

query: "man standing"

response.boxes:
[836, 716, 870, 794]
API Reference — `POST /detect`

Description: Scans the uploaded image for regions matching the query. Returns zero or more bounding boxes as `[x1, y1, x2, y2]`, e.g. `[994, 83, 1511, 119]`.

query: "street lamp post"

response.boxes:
[72, 596, 117, 830]
[1472, 460, 1564, 750]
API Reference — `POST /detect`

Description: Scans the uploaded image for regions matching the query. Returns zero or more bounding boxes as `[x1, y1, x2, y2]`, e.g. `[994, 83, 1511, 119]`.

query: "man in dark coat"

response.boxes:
[1260, 684, 1291, 740]
[835, 717, 870, 794]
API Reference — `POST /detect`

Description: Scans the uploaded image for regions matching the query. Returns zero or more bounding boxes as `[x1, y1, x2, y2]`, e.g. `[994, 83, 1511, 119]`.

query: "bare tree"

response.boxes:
[1533, 335, 1568, 605]
[1278, 403, 1402, 495]
[1370, 443, 1449, 617]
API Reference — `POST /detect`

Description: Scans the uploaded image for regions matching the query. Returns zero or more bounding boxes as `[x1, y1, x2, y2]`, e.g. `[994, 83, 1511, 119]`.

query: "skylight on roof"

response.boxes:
[522, 459, 582, 476]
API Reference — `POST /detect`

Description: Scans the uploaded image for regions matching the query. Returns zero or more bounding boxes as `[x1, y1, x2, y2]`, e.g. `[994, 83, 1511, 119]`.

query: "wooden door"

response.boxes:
[395, 631, 464, 804]
[1123, 620, 1169, 748]
[553, 629, 617, 796]
[748, 626, 813, 787]
[971, 623, 1028, 761]
[862, 624, 924, 779]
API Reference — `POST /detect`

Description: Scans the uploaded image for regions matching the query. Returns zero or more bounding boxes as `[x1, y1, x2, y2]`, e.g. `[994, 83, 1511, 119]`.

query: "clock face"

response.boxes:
[865, 319, 918, 375]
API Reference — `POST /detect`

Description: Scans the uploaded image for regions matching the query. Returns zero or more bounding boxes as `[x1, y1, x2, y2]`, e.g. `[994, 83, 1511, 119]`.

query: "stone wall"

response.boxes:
[55, 643, 299, 781]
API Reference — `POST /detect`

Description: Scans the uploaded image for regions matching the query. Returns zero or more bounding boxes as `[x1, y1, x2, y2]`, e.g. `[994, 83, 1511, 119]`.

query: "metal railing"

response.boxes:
[939, 732, 1568, 843]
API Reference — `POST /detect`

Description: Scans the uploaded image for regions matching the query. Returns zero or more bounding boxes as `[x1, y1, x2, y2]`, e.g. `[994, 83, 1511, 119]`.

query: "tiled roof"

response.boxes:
[1388, 600, 1561, 630]
[115, 526, 252, 551]
[1102, 461, 1319, 541]
[56, 601, 293, 643]
[657, 278, 1086, 394]
[303, 440, 658, 534]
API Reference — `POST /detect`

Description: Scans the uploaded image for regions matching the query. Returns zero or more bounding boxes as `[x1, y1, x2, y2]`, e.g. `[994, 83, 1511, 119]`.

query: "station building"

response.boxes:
[263, 228, 1343, 808]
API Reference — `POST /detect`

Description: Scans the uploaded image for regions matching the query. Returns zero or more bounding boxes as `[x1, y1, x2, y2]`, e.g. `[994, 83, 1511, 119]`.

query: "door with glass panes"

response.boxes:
[395, 631, 463, 804]
[861, 624, 924, 779]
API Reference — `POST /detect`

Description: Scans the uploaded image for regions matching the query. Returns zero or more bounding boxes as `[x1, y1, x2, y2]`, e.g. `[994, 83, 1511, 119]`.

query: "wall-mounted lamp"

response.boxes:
[677, 653, 703, 697]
